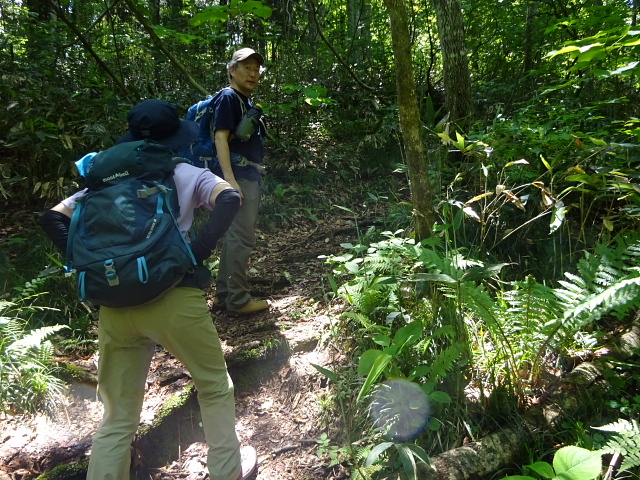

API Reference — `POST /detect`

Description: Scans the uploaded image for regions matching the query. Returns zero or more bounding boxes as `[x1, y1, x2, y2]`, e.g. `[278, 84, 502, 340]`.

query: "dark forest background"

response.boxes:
[1, 1, 640, 479]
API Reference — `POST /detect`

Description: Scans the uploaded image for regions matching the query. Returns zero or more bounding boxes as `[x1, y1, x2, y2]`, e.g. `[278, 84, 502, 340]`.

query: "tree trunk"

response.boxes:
[432, 0, 472, 130]
[347, 0, 371, 65]
[383, 0, 435, 241]
[523, 1, 539, 73]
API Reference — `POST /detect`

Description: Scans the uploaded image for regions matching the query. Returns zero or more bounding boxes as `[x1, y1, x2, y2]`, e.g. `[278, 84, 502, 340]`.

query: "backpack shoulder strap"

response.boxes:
[65, 195, 86, 271]
[227, 87, 247, 116]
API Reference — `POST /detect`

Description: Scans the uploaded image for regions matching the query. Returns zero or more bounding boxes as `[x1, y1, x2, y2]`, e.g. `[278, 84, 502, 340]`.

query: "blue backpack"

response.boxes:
[66, 140, 197, 308]
[179, 88, 230, 169]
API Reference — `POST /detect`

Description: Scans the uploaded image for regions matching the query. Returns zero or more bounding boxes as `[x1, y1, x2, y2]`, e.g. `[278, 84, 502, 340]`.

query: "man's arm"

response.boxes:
[214, 129, 243, 200]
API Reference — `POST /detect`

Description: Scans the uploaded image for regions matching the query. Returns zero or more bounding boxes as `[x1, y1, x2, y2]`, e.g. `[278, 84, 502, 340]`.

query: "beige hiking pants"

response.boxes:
[86, 287, 241, 480]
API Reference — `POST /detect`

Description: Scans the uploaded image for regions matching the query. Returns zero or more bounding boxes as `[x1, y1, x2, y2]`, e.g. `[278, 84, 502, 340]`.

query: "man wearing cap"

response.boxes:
[208, 48, 270, 316]
[39, 99, 258, 480]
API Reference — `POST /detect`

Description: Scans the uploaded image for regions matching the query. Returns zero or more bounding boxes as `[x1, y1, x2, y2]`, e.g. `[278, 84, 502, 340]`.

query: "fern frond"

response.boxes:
[462, 283, 509, 344]
[593, 419, 640, 473]
[343, 311, 376, 331]
[505, 276, 562, 328]
[7, 324, 67, 354]
[594, 418, 639, 434]
[354, 444, 373, 462]
[554, 273, 589, 308]
[35, 341, 55, 364]
[0, 317, 28, 347]
[594, 264, 624, 290]
[363, 254, 400, 275]
[0, 300, 15, 315]
[560, 276, 640, 335]
[426, 343, 464, 384]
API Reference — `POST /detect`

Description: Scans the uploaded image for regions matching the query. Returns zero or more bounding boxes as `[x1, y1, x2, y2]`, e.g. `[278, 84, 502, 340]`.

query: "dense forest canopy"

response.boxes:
[1, 1, 640, 478]
[2, 0, 638, 211]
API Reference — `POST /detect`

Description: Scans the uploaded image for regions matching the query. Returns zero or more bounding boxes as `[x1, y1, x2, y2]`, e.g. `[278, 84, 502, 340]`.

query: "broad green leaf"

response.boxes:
[578, 43, 603, 53]
[460, 263, 509, 282]
[548, 46, 580, 57]
[552, 446, 602, 480]
[357, 352, 392, 401]
[427, 417, 442, 431]
[403, 443, 432, 465]
[410, 365, 431, 378]
[428, 390, 452, 404]
[358, 349, 389, 376]
[526, 461, 555, 478]
[237, 1, 273, 18]
[372, 334, 391, 347]
[610, 61, 640, 76]
[565, 174, 602, 186]
[588, 137, 607, 147]
[364, 442, 394, 467]
[303, 85, 328, 97]
[396, 443, 418, 480]
[345, 262, 360, 273]
[373, 277, 398, 285]
[310, 363, 337, 383]
[191, 5, 228, 25]
[327, 273, 338, 294]
[409, 273, 457, 283]
[620, 38, 640, 46]
[550, 201, 566, 234]
[393, 321, 423, 351]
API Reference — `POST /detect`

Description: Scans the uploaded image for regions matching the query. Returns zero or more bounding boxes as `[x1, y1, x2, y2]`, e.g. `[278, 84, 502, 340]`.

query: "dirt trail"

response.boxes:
[0, 211, 361, 480]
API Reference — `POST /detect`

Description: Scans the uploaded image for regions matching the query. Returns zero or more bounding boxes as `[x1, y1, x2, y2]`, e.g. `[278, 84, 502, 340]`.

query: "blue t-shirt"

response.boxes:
[211, 87, 264, 182]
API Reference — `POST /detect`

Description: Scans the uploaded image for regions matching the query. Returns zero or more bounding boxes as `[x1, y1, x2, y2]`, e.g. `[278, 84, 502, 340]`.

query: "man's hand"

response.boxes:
[227, 179, 243, 200]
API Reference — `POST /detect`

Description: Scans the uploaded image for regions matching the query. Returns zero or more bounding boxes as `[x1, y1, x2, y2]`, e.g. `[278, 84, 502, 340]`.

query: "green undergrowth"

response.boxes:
[312, 227, 640, 479]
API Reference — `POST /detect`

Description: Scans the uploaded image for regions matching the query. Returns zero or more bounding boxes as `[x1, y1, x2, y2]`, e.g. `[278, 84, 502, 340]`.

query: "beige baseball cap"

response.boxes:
[231, 48, 264, 65]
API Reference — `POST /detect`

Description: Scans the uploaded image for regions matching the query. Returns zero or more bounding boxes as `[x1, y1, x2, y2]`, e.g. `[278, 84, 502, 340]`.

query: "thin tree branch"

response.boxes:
[121, 0, 210, 97]
[308, 0, 376, 93]
[59, 0, 121, 49]
[45, 0, 129, 96]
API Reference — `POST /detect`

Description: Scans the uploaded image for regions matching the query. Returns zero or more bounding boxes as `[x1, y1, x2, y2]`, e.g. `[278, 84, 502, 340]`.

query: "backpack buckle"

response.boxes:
[104, 259, 120, 286]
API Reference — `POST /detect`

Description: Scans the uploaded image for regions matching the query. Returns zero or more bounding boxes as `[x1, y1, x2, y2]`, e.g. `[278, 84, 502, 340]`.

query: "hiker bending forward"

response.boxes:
[39, 99, 257, 480]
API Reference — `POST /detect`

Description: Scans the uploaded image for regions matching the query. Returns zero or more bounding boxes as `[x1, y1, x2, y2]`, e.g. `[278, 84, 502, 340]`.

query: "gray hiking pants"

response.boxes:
[216, 177, 261, 310]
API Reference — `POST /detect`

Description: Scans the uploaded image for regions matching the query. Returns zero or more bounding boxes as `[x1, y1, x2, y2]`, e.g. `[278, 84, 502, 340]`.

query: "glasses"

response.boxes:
[240, 64, 262, 75]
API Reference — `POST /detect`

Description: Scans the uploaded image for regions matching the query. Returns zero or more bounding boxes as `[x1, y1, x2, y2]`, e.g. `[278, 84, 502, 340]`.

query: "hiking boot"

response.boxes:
[228, 298, 270, 316]
[211, 296, 226, 310]
[237, 445, 258, 480]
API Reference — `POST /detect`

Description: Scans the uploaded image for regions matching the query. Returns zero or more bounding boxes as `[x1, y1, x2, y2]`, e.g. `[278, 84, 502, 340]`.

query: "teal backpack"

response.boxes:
[65, 140, 197, 308]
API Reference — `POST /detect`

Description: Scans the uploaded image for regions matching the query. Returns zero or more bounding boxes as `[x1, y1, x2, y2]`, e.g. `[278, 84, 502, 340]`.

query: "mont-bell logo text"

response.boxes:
[146, 219, 157, 239]
[103, 171, 130, 183]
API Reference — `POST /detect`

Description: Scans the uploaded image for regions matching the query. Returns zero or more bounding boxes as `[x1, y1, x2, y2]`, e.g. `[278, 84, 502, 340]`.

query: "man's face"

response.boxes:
[230, 58, 261, 96]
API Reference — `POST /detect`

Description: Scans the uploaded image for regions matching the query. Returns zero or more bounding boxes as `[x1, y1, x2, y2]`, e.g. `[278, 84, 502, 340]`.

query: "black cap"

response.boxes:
[117, 99, 198, 152]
